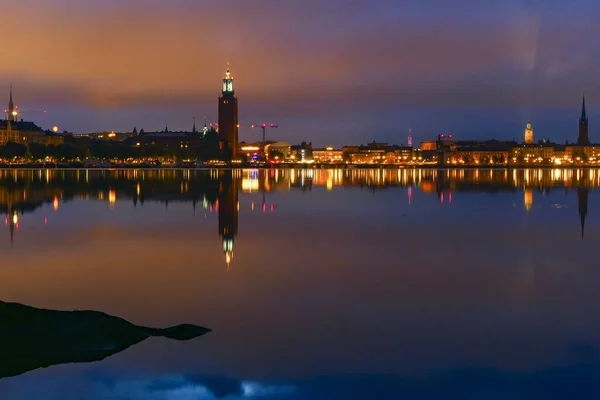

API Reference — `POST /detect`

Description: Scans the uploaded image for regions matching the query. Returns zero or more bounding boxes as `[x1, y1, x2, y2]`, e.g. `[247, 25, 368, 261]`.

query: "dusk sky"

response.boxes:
[2, 0, 600, 146]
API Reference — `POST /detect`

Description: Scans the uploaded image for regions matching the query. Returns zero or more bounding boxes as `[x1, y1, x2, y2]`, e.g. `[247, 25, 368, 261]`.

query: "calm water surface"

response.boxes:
[0, 168, 599, 399]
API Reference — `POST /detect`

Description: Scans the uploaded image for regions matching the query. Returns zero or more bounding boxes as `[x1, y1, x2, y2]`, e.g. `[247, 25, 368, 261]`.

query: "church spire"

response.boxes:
[581, 94, 588, 124]
[8, 84, 14, 122]
[192, 117, 197, 133]
[578, 94, 590, 145]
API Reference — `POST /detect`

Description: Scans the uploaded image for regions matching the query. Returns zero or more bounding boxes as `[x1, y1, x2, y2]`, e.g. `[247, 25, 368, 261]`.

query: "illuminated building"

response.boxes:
[578, 95, 589, 145]
[290, 142, 313, 163]
[264, 142, 292, 159]
[218, 64, 239, 157]
[218, 170, 238, 269]
[511, 144, 554, 164]
[239, 143, 262, 160]
[420, 141, 438, 151]
[312, 147, 343, 163]
[346, 141, 414, 164]
[524, 121, 534, 144]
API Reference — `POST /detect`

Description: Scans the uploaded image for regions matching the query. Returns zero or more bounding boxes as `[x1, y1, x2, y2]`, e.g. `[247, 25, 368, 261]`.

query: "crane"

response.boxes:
[4, 106, 47, 121]
[203, 122, 279, 144]
[250, 123, 278, 144]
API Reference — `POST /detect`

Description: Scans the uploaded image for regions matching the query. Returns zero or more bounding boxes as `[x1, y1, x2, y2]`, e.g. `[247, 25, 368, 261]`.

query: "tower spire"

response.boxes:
[193, 117, 197, 133]
[8, 84, 14, 122]
[578, 94, 590, 145]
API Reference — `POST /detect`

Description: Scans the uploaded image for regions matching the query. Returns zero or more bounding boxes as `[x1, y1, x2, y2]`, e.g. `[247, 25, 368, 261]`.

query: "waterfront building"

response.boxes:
[511, 144, 554, 164]
[566, 96, 600, 163]
[264, 142, 292, 159]
[290, 142, 314, 163]
[437, 139, 513, 166]
[218, 65, 239, 157]
[345, 142, 414, 164]
[0, 87, 47, 146]
[138, 131, 193, 149]
[239, 143, 263, 160]
[420, 141, 438, 151]
[524, 121, 534, 144]
[312, 147, 344, 163]
[443, 148, 510, 166]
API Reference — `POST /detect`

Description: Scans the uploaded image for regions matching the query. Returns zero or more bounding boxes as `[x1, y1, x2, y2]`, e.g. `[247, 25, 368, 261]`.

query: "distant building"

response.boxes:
[511, 144, 554, 164]
[420, 141, 438, 151]
[524, 121, 534, 144]
[218, 65, 239, 157]
[312, 147, 343, 163]
[238, 143, 263, 160]
[345, 141, 414, 164]
[567, 96, 600, 162]
[0, 87, 48, 146]
[137, 131, 194, 149]
[290, 142, 313, 163]
[439, 140, 513, 166]
[264, 142, 292, 159]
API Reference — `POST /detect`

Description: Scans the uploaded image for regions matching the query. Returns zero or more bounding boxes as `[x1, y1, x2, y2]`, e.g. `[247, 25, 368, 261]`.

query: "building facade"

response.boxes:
[312, 147, 344, 163]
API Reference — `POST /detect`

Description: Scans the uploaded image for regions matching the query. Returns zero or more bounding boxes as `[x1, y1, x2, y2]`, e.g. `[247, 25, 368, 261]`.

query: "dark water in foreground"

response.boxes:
[0, 168, 599, 399]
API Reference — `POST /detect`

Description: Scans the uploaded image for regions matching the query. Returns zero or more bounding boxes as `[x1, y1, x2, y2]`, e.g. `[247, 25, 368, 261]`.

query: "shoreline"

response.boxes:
[0, 164, 598, 170]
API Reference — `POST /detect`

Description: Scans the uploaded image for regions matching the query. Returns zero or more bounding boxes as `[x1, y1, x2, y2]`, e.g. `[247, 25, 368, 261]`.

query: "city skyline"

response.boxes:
[1, 0, 600, 146]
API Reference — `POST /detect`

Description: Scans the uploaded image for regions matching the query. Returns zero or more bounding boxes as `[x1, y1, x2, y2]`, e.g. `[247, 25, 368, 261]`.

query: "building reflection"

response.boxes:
[578, 188, 588, 239]
[0, 168, 596, 248]
[218, 170, 238, 270]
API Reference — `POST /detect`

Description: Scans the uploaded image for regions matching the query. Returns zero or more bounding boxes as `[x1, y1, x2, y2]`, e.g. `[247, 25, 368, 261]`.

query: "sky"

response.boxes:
[1, 0, 600, 146]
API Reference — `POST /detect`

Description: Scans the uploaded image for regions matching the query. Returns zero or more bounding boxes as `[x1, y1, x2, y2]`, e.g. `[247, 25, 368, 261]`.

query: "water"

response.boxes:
[0, 168, 599, 399]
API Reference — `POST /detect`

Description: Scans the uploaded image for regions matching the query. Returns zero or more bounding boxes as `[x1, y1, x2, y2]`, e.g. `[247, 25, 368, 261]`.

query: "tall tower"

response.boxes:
[578, 95, 589, 145]
[218, 64, 239, 158]
[8, 85, 15, 122]
[524, 121, 534, 144]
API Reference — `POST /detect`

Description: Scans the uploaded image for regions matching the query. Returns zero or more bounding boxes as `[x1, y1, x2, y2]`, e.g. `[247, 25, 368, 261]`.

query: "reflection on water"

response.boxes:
[0, 168, 597, 254]
[1, 168, 600, 399]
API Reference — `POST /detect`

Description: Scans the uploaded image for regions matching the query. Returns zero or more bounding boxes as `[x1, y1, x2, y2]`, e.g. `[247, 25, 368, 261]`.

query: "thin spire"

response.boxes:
[193, 117, 197, 133]
[8, 84, 14, 122]
[581, 93, 588, 122]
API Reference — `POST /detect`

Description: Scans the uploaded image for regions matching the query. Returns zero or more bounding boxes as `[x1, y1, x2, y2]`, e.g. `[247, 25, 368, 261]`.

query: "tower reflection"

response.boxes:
[218, 170, 238, 270]
[578, 188, 588, 239]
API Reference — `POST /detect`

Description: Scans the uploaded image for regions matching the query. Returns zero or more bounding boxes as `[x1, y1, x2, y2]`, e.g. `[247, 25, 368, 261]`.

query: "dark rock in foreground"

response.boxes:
[0, 300, 210, 379]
